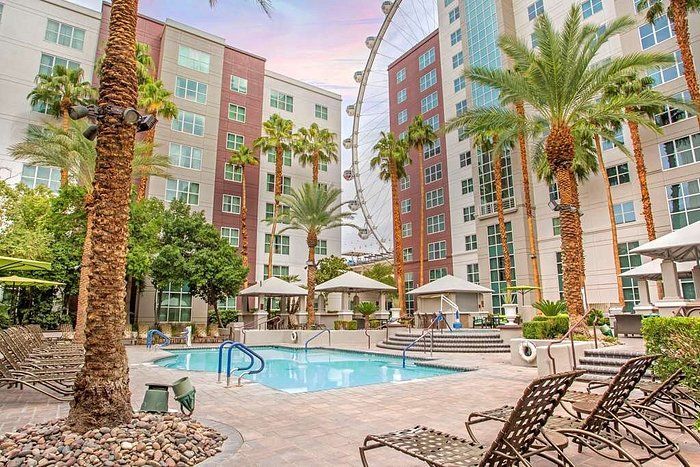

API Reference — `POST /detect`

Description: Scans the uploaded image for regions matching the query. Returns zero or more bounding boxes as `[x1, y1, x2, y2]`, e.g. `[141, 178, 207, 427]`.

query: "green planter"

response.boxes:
[172, 377, 194, 398]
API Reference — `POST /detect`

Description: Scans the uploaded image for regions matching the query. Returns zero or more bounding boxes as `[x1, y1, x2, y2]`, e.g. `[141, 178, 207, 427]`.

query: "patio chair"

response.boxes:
[358, 370, 583, 466]
[0, 331, 83, 372]
[0, 358, 74, 401]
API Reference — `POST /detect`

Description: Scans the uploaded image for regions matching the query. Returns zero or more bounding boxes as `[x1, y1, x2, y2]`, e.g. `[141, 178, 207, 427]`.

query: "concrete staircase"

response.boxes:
[377, 329, 509, 353]
[577, 347, 649, 381]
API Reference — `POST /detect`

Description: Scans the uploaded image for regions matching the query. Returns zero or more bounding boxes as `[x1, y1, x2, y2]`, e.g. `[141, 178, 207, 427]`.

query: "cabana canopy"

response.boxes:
[631, 222, 700, 262]
[239, 277, 306, 297]
[407, 274, 492, 295]
[315, 271, 396, 293]
[0, 256, 51, 273]
[0, 276, 63, 286]
[620, 259, 695, 281]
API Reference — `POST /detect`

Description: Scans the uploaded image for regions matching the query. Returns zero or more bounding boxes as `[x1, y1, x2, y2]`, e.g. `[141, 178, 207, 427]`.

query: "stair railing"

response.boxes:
[304, 328, 331, 352]
[546, 308, 598, 374]
[401, 313, 444, 368]
[439, 295, 458, 332]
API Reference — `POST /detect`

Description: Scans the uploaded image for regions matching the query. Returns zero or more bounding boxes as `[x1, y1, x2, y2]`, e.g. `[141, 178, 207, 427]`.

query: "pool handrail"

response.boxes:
[401, 313, 443, 368]
[226, 343, 259, 387]
[217, 341, 238, 382]
[304, 328, 331, 352]
[146, 329, 170, 349]
[235, 344, 265, 387]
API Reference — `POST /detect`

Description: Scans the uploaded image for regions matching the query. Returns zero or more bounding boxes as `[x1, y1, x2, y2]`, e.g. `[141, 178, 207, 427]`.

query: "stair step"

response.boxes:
[578, 356, 636, 367]
[578, 364, 653, 377]
[376, 342, 509, 353]
[384, 339, 506, 347]
[394, 332, 501, 338]
[583, 348, 645, 358]
[386, 336, 504, 343]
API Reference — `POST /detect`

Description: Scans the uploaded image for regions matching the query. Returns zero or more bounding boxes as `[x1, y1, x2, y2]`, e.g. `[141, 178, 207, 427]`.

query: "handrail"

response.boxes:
[440, 295, 459, 330]
[304, 328, 331, 351]
[217, 341, 265, 387]
[235, 344, 265, 387]
[217, 341, 240, 382]
[364, 319, 396, 349]
[146, 329, 170, 349]
[402, 314, 443, 368]
[546, 308, 598, 374]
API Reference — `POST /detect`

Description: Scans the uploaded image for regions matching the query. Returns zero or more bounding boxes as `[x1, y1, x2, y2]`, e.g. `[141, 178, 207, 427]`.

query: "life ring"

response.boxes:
[291, 331, 298, 343]
[519, 340, 537, 363]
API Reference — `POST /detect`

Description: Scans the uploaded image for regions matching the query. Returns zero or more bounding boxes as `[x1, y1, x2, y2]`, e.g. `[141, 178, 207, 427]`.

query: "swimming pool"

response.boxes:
[154, 346, 460, 393]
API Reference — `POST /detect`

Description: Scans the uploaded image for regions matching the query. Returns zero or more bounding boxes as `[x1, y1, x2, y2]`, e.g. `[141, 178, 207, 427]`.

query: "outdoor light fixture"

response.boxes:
[68, 104, 156, 141]
[548, 199, 580, 214]
[136, 114, 158, 133]
[83, 125, 99, 141]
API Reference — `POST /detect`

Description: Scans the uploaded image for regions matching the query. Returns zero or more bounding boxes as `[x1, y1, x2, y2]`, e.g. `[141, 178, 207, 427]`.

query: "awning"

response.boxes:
[0, 276, 64, 287]
[0, 256, 51, 273]
[619, 259, 695, 280]
[407, 275, 492, 296]
[239, 277, 307, 297]
[315, 271, 396, 293]
[631, 222, 700, 262]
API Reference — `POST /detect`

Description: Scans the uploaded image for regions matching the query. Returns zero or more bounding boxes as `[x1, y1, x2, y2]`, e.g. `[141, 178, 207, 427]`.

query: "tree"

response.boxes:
[271, 183, 354, 326]
[136, 79, 178, 200]
[295, 123, 339, 183]
[316, 255, 350, 284]
[406, 116, 437, 287]
[254, 114, 295, 277]
[0, 182, 54, 261]
[371, 132, 411, 318]
[642, 0, 700, 127]
[227, 145, 259, 275]
[447, 6, 675, 322]
[27, 66, 96, 186]
[96, 42, 156, 86]
[362, 263, 396, 290]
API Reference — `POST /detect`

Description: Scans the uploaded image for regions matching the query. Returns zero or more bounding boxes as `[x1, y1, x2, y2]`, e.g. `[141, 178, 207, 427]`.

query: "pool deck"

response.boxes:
[1, 338, 698, 466]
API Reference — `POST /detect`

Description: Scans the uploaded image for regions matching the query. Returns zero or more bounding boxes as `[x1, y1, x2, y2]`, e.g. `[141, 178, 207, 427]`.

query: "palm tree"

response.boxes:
[295, 123, 339, 183]
[272, 183, 354, 326]
[642, 0, 700, 127]
[27, 65, 96, 186]
[136, 78, 178, 200]
[96, 42, 156, 86]
[10, 121, 168, 343]
[447, 6, 676, 322]
[254, 114, 295, 277]
[407, 116, 437, 287]
[228, 145, 259, 275]
[64, 0, 271, 432]
[371, 132, 411, 318]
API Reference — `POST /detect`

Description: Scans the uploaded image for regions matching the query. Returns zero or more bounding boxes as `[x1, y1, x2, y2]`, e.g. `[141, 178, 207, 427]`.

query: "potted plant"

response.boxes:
[354, 302, 378, 329]
[501, 292, 518, 325]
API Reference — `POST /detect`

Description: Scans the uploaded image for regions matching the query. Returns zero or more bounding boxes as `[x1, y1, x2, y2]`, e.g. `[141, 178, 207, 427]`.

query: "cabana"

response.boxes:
[631, 221, 700, 316]
[239, 277, 307, 329]
[407, 275, 492, 328]
[315, 271, 396, 328]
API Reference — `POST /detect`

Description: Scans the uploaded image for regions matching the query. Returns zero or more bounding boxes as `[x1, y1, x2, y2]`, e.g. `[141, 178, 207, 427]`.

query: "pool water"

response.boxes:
[154, 346, 459, 393]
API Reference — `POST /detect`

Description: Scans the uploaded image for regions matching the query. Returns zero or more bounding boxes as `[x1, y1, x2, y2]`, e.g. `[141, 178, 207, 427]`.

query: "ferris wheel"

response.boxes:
[344, 0, 439, 254]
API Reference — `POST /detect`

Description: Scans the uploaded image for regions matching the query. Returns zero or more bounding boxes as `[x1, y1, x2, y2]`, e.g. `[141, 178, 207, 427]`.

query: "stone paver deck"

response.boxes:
[1, 338, 697, 466]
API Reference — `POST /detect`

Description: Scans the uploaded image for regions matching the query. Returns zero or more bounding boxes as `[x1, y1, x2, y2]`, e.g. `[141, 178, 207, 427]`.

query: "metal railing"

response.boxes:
[145, 329, 170, 349]
[401, 313, 445, 368]
[241, 315, 283, 343]
[216, 341, 265, 387]
[546, 309, 599, 374]
[304, 329, 331, 352]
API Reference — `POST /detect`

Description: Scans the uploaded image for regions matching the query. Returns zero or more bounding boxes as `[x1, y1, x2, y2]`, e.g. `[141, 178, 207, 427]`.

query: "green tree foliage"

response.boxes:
[362, 263, 396, 288]
[316, 256, 350, 284]
[127, 198, 166, 284]
[0, 182, 54, 260]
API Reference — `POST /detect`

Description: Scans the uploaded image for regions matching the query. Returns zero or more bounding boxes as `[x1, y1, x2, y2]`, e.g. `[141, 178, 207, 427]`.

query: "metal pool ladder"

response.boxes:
[304, 329, 331, 352]
[217, 341, 265, 387]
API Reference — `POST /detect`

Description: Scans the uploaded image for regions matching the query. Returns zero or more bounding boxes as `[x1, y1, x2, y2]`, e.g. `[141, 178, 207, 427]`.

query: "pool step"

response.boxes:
[380, 329, 509, 353]
[577, 347, 650, 382]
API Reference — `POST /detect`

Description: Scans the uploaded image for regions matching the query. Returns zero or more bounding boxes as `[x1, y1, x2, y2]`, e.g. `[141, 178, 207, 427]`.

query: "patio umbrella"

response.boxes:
[0, 275, 64, 324]
[0, 256, 51, 273]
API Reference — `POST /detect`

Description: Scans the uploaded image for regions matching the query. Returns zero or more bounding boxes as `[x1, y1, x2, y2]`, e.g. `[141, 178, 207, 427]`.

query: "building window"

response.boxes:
[263, 265, 289, 279]
[315, 239, 328, 256]
[267, 149, 292, 167]
[424, 139, 441, 159]
[427, 214, 445, 234]
[218, 296, 238, 311]
[418, 48, 435, 70]
[448, 7, 460, 23]
[466, 263, 479, 283]
[487, 222, 516, 314]
[660, 133, 700, 170]
[607, 163, 630, 186]
[450, 28, 462, 46]
[458, 127, 468, 142]
[649, 50, 684, 86]
[266, 174, 291, 194]
[424, 163, 442, 184]
[425, 116, 440, 133]
[639, 14, 674, 49]
[666, 178, 700, 229]
[158, 283, 192, 322]
[166, 179, 200, 205]
[230, 75, 248, 94]
[531, 33, 539, 48]
[614, 201, 636, 224]
[169, 143, 202, 170]
[552, 217, 561, 236]
[265, 203, 290, 221]
[428, 241, 447, 261]
[527, 0, 544, 20]
[224, 163, 242, 182]
[401, 198, 412, 214]
[403, 248, 413, 262]
[456, 99, 468, 116]
[459, 151, 471, 168]
[463, 205, 475, 222]
[461, 178, 474, 195]
[429, 268, 448, 282]
[20, 165, 60, 192]
[222, 194, 241, 214]
[426, 188, 444, 209]
[465, 234, 477, 251]
[452, 51, 464, 69]
[400, 176, 410, 191]
[397, 88, 407, 104]
[226, 133, 244, 151]
[419, 69, 437, 92]
[172, 110, 205, 136]
[619, 241, 642, 312]
[45, 19, 85, 50]
[228, 104, 246, 123]
[315, 104, 328, 120]
[405, 272, 415, 313]
[270, 90, 294, 112]
[655, 91, 692, 127]
[581, 0, 603, 18]
[221, 227, 240, 247]
[421, 92, 438, 113]
[398, 109, 408, 125]
[402, 222, 412, 238]
[556, 252, 563, 299]
[549, 183, 560, 202]
[453, 77, 467, 94]
[601, 128, 624, 151]
[38, 53, 80, 76]
[175, 76, 207, 104]
[478, 148, 514, 217]
[265, 234, 290, 255]
[178, 45, 210, 73]
[396, 67, 406, 83]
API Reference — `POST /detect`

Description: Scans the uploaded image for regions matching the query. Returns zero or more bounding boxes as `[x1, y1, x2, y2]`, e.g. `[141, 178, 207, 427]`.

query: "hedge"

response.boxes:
[642, 317, 700, 390]
[334, 320, 359, 331]
[523, 314, 569, 339]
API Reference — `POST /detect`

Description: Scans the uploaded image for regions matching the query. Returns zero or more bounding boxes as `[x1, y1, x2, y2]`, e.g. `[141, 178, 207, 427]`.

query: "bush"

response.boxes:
[523, 314, 569, 339]
[348, 320, 358, 330]
[0, 304, 10, 329]
[369, 319, 381, 329]
[532, 299, 567, 317]
[335, 320, 359, 330]
[586, 308, 609, 326]
[642, 317, 700, 390]
[208, 308, 238, 327]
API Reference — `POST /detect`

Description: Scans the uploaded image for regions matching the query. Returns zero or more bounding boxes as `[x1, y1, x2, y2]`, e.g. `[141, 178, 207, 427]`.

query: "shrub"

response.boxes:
[0, 304, 10, 329]
[586, 308, 609, 326]
[642, 317, 700, 390]
[348, 320, 358, 330]
[532, 299, 567, 317]
[369, 319, 381, 329]
[208, 308, 238, 327]
[523, 314, 569, 339]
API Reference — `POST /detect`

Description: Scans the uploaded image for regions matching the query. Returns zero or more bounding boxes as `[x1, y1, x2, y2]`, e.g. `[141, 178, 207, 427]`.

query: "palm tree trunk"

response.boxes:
[240, 165, 249, 288]
[306, 232, 318, 326]
[418, 144, 425, 286]
[60, 107, 70, 186]
[390, 160, 406, 318]
[312, 150, 319, 184]
[136, 126, 156, 201]
[670, 0, 700, 128]
[66, 0, 137, 433]
[73, 198, 94, 344]
[267, 146, 284, 276]
[515, 102, 541, 301]
[493, 147, 512, 291]
[594, 136, 625, 307]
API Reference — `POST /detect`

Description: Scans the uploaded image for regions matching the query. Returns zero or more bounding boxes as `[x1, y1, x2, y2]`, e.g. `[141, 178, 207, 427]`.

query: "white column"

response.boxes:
[692, 266, 700, 297]
[633, 279, 655, 313]
[660, 259, 682, 300]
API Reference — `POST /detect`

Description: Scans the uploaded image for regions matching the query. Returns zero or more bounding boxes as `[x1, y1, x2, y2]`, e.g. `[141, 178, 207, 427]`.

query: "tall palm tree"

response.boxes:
[407, 116, 437, 287]
[96, 41, 156, 86]
[447, 6, 676, 322]
[371, 132, 411, 318]
[254, 114, 295, 277]
[64, 0, 271, 432]
[642, 0, 700, 127]
[272, 183, 353, 326]
[228, 145, 259, 276]
[10, 121, 168, 343]
[27, 65, 96, 186]
[136, 78, 178, 200]
[295, 123, 339, 183]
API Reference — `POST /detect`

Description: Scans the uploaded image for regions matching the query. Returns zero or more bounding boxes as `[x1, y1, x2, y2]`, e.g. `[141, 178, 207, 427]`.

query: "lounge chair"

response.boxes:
[0, 331, 83, 372]
[359, 370, 583, 466]
[0, 358, 74, 401]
